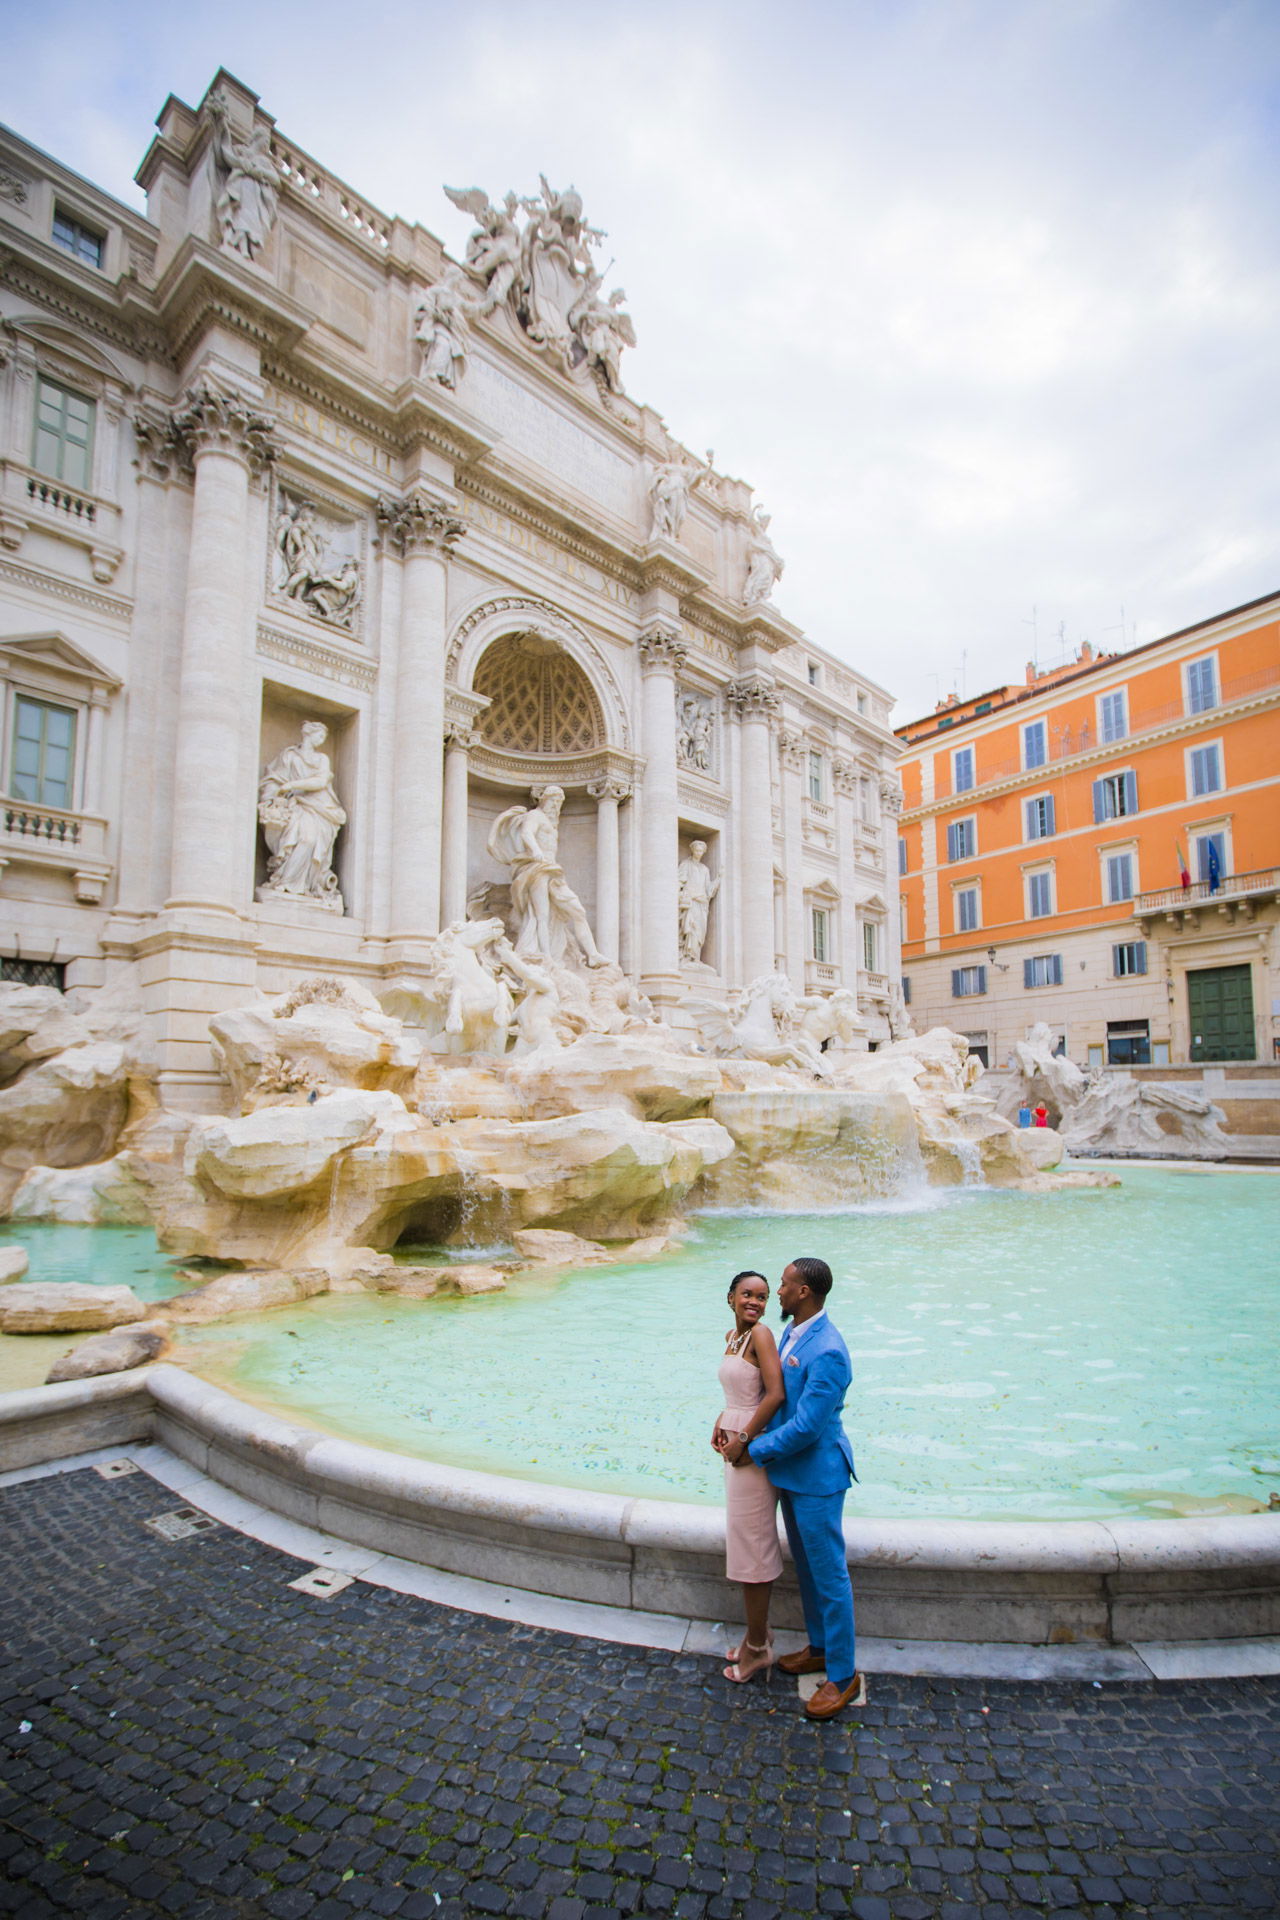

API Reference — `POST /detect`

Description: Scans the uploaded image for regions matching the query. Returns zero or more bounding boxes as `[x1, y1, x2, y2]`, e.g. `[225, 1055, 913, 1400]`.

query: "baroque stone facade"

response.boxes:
[0, 70, 901, 1103]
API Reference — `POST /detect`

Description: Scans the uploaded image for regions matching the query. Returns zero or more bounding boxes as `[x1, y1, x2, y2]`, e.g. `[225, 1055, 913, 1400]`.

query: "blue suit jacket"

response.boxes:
[747, 1313, 856, 1495]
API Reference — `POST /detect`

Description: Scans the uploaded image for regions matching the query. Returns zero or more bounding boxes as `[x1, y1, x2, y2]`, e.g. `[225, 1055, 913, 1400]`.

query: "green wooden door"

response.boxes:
[1187, 964, 1255, 1062]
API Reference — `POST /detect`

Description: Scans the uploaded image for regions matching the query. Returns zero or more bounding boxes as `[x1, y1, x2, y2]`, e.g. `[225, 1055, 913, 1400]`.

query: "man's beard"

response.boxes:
[779, 1305, 793, 1319]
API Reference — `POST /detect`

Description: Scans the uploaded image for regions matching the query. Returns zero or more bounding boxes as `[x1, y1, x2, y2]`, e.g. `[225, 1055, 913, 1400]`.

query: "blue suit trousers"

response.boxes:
[779, 1489, 857, 1684]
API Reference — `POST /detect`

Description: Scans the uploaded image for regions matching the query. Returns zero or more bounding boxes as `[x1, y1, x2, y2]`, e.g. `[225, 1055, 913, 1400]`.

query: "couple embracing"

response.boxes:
[712, 1256, 862, 1720]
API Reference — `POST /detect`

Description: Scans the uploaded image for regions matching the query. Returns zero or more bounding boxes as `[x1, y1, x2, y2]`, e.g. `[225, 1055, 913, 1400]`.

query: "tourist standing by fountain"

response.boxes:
[713, 1271, 785, 1684]
[722, 1256, 862, 1719]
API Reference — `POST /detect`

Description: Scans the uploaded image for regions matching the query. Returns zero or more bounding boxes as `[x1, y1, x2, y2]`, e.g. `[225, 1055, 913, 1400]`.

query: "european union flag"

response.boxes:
[1206, 839, 1222, 894]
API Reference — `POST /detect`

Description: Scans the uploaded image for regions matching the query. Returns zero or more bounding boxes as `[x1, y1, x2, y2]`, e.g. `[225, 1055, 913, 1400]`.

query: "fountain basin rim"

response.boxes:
[2, 1366, 1278, 1645]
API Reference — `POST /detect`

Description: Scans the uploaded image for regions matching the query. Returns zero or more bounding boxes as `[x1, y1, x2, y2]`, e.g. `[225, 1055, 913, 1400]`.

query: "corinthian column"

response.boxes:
[440, 717, 479, 927]
[637, 626, 687, 998]
[165, 380, 276, 913]
[377, 491, 465, 944]
[588, 776, 631, 964]
[727, 673, 779, 983]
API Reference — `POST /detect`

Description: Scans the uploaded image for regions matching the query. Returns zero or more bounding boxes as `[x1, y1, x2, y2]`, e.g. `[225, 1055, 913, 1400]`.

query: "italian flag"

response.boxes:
[1176, 840, 1190, 889]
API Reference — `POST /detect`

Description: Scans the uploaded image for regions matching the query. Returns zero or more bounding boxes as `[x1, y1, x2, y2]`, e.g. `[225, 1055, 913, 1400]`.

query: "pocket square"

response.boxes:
[786, 1355, 800, 1367]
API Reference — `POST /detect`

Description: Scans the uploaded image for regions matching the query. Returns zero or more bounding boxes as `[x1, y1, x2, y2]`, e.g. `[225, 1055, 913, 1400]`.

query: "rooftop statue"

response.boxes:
[414, 264, 474, 389]
[649, 447, 715, 542]
[443, 176, 634, 393]
[208, 92, 280, 261]
[743, 506, 784, 605]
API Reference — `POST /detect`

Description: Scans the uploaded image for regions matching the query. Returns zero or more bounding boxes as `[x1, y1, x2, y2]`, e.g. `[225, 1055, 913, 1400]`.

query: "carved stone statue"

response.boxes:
[274, 496, 361, 629]
[441, 176, 633, 390]
[415, 266, 473, 388]
[209, 94, 280, 261]
[689, 974, 829, 1077]
[257, 722, 346, 913]
[649, 449, 714, 541]
[743, 506, 784, 605]
[676, 694, 714, 774]
[796, 988, 865, 1055]
[444, 185, 523, 314]
[677, 841, 719, 964]
[568, 274, 635, 393]
[487, 785, 606, 968]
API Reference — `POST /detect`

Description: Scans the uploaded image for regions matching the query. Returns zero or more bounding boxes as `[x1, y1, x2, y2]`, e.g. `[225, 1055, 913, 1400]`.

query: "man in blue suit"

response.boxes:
[722, 1255, 861, 1718]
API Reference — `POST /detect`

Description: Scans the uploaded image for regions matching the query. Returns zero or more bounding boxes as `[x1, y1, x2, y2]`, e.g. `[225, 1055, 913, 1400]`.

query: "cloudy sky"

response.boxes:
[4, 0, 1278, 717]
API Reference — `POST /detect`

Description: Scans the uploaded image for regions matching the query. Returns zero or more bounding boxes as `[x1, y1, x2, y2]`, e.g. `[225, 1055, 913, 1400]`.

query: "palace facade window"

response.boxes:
[32, 377, 95, 491]
[9, 694, 76, 809]
[1185, 656, 1218, 714]
[1024, 793, 1056, 841]
[51, 208, 105, 268]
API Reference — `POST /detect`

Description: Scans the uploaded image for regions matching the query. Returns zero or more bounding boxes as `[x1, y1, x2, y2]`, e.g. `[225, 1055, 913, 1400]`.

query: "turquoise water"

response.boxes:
[171, 1169, 1280, 1521]
[0, 1221, 200, 1303]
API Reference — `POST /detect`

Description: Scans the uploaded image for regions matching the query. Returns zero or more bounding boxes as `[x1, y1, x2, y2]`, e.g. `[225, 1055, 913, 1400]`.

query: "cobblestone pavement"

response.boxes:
[1, 1468, 1278, 1920]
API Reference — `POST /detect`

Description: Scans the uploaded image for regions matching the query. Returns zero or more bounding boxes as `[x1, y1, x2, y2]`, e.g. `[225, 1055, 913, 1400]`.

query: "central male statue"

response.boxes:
[487, 785, 606, 968]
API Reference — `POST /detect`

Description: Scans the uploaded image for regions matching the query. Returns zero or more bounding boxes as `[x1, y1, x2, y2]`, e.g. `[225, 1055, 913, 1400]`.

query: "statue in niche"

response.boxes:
[487, 785, 606, 968]
[676, 694, 714, 774]
[444, 185, 523, 314]
[257, 721, 346, 914]
[208, 93, 280, 261]
[743, 506, 784, 606]
[415, 265, 474, 388]
[274, 496, 362, 629]
[677, 840, 719, 965]
[649, 448, 715, 541]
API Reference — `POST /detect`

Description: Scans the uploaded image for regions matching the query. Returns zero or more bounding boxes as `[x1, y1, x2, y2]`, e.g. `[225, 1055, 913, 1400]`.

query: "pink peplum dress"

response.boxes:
[717, 1349, 784, 1583]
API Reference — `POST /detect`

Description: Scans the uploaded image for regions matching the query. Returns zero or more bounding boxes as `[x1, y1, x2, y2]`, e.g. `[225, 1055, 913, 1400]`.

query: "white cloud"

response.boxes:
[3, 0, 1278, 716]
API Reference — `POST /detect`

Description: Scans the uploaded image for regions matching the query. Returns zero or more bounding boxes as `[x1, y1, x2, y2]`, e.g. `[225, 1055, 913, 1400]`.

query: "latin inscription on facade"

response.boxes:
[461, 499, 638, 610]
[464, 356, 634, 519]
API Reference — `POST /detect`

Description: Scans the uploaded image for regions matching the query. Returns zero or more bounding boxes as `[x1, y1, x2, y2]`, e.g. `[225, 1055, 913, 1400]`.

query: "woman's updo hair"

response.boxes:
[728, 1269, 768, 1300]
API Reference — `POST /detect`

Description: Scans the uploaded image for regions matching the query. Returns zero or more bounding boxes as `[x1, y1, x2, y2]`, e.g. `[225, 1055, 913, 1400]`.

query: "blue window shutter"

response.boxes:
[1051, 954, 1063, 985]
[951, 969, 962, 997]
[946, 822, 957, 862]
[1135, 943, 1147, 975]
[976, 965, 986, 994]
[1022, 957, 1034, 989]
[1092, 779, 1105, 823]
[1045, 794, 1055, 835]
[1123, 770, 1137, 814]
[1024, 799, 1034, 839]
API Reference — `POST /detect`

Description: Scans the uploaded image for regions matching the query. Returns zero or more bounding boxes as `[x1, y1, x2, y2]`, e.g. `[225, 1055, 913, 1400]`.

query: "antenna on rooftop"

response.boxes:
[960, 649, 968, 698]
[1103, 604, 1132, 651]
[1023, 604, 1039, 669]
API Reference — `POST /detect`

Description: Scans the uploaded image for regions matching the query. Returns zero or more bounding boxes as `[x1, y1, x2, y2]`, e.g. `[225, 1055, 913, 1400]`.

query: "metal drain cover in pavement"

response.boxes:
[288, 1567, 355, 1598]
[95, 1458, 139, 1478]
[144, 1507, 219, 1541]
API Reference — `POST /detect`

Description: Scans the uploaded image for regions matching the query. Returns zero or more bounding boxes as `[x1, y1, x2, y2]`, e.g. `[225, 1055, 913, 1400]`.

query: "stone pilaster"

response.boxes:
[833, 754, 861, 998]
[440, 716, 480, 928]
[165, 379, 276, 914]
[637, 626, 687, 998]
[726, 673, 779, 983]
[376, 491, 465, 946]
[588, 776, 631, 965]
[777, 723, 806, 990]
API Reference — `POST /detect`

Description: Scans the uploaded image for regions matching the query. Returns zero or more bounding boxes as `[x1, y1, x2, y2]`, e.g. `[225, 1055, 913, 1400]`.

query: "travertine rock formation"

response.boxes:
[0, 1283, 146, 1333]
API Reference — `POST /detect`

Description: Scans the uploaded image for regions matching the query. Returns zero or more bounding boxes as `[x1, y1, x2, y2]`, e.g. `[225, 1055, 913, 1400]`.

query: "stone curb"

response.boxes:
[2, 1362, 1278, 1645]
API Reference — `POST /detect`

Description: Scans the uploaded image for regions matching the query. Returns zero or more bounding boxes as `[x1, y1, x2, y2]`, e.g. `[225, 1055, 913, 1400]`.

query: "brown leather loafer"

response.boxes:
[777, 1645, 827, 1675]
[804, 1672, 867, 1719]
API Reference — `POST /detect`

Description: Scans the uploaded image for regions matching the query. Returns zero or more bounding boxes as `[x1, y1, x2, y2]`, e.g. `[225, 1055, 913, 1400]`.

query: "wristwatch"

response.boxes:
[737, 1432, 750, 1446]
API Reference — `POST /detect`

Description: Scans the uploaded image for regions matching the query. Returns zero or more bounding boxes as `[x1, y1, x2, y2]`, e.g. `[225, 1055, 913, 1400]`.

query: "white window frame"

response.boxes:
[951, 964, 986, 999]
[952, 882, 981, 934]
[1024, 864, 1056, 919]
[0, 634, 118, 824]
[946, 814, 978, 862]
[1183, 654, 1219, 716]
[1097, 686, 1128, 744]
[1022, 718, 1048, 770]
[1024, 791, 1056, 842]
[1112, 940, 1148, 978]
[862, 919, 880, 973]
[810, 904, 831, 964]
[1104, 848, 1137, 904]
[1185, 737, 1224, 799]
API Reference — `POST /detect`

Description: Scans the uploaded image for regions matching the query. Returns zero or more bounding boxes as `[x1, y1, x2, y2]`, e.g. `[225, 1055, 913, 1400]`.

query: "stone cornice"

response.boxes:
[0, 554, 132, 623]
[456, 472, 642, 595]
[900, 682, 1280, 823]
[0, 246, 170, 364]
[256, 623, 377, 692]
[148, 237, 314, 364]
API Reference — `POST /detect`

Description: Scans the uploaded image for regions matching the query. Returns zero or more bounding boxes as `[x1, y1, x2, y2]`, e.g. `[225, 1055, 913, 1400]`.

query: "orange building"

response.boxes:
[895, 591, 1280, 1068]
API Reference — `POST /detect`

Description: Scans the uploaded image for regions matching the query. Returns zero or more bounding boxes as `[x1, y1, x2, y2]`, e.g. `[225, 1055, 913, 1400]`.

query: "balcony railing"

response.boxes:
[0, 801, 110, 902]
[1135, 867, 1278, 918]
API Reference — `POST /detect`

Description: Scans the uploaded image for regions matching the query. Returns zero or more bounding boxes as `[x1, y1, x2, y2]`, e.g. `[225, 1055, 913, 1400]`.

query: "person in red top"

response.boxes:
[1033, 1104, 1049, 1127]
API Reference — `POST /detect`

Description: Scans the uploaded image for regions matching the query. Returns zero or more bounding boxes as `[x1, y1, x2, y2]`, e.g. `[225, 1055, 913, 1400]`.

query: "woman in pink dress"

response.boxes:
[713, 1270, 785, 1684]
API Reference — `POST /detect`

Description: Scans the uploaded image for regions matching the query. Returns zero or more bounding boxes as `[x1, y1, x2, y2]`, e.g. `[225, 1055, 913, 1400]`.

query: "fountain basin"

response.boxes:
[4, 1364, 1278, 1645]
